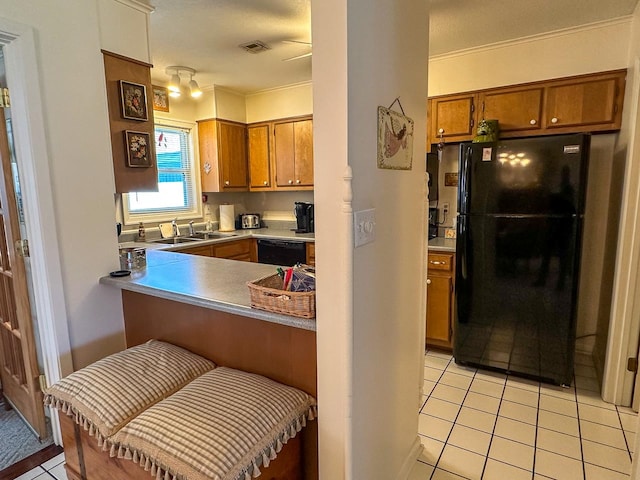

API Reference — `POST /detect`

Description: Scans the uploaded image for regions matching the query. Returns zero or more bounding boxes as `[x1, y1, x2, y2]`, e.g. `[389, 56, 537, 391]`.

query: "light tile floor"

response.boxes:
[410, 349, 637, 480]
[13, 453, 67, 480]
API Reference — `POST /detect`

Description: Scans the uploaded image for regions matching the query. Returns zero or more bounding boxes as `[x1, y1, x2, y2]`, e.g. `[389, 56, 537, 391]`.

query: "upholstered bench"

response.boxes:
[45, 340, 317, 480]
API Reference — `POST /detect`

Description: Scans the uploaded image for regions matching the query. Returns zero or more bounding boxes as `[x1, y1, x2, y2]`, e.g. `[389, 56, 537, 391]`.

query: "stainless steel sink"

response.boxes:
[151, 237, 201, 244]
[187, 232, 238, 240]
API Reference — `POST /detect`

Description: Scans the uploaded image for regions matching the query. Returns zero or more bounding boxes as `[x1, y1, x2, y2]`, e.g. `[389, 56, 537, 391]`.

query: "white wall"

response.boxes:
[246, 82, 312, 123]
[313, 0, 428, 478]
[428, 18, 631, 97]
[0, 0, 154, 369]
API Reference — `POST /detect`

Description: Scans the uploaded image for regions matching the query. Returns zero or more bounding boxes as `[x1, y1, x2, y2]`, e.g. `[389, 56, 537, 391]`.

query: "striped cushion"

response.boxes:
[44, 340, 215, 443]
[110, 367, 317, 480]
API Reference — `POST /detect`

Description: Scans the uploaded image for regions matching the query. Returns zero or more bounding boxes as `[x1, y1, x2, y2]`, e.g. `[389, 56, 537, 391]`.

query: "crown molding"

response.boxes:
[430, 16, 633, 61]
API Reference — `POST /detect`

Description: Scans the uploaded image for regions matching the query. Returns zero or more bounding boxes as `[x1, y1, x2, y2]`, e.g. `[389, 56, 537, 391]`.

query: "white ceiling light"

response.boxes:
[165, 66, 202, 99]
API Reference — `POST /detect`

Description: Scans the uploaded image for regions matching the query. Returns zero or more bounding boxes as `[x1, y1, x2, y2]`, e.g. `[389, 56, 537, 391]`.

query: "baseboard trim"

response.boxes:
[0, 443, 63, 479]
[396, 435, 423, 480]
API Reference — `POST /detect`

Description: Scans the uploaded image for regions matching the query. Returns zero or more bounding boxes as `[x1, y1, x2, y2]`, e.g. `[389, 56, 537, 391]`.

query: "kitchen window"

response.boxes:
[122, 122, 202, 224]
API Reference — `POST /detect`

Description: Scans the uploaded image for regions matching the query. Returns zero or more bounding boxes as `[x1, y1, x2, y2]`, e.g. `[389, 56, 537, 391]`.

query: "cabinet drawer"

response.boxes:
[179, 245, 213, 257]
[428, 254, 453, 272]
[211, 239, 252, 259]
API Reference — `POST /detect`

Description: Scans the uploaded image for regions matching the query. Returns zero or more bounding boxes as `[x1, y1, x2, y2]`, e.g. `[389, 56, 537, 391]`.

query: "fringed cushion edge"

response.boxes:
[110, 404, 318, 480]
[43, 393, 108, 446]
[234, 404, 318, 480]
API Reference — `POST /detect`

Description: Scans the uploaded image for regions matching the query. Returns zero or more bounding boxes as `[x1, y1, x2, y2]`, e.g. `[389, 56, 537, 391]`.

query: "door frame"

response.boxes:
[0, 17, 72, 444]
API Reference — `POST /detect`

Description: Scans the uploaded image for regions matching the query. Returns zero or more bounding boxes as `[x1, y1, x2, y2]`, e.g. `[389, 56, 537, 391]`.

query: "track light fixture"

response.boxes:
[165, 66, 202, 99]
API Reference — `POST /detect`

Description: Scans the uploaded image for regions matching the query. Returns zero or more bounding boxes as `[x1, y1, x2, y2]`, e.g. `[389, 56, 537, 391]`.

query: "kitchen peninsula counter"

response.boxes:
[100, 249, 316, 332]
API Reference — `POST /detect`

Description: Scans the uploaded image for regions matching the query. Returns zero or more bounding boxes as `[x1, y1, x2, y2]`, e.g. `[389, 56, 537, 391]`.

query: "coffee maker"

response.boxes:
[428, 207, 438, 239]
[294, 202, 314, 233]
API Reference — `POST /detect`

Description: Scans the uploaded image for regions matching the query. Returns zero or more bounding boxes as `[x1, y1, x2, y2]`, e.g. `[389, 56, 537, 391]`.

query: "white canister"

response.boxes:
[219, 204, 235, 232]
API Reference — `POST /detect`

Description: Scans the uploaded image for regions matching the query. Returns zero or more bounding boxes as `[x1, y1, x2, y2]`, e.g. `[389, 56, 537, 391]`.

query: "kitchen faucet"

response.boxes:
[188, 221, 195, 236]
[171, 218, 180, 237]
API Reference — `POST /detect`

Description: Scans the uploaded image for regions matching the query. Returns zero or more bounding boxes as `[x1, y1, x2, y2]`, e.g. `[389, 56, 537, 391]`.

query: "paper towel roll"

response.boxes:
[219, 204, 235, 232]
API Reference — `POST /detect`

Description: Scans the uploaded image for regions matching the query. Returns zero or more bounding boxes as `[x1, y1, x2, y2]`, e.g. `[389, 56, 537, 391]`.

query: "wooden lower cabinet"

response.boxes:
[179, 239, 257, 262]
[306, 242, 315, 266]
[426, 252, 455, 350]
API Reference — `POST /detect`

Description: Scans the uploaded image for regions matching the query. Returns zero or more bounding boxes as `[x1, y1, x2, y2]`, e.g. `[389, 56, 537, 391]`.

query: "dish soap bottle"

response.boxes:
[136, 222, 146, 242]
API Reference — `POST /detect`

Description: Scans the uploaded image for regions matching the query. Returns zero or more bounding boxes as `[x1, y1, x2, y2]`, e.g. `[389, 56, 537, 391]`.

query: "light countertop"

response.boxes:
[118, 228, 314, 252]
[100, 249, 316, 331]
[428, 237, 456, 253]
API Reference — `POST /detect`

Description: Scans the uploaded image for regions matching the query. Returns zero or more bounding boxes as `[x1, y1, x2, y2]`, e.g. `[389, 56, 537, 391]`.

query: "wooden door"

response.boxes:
[248, 124, 272, 190]
[0, 109, 47, 438]
[479, 86, 544, 134]
[429, 94, 476, 145]
[274, 122, 296, 187]
[293, 119, 313, 187]
[217, 121, 248, 189]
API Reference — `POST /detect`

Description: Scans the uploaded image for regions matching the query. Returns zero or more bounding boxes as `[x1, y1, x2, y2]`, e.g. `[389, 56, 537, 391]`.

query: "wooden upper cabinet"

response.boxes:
[248, 124, 272, 190]
[479, 86, 544, 135]
[426, 69, 626, 147]
[198, 119, 248, 192]
[543, 71, 625, 131]
[102, 50, 158, 193]
[429, 93, 476, 145]
[274, 117, 313, 189]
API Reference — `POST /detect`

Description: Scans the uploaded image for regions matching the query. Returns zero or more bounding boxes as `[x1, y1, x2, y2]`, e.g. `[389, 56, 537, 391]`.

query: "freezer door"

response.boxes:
[454, 214, 581, 385]
[460, 134, 589, 216]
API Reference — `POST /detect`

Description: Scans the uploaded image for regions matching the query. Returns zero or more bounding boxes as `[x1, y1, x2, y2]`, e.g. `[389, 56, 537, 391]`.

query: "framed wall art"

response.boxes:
[124, 130, 152, 167]
[152, 85, 170, 112]
[377, 105, 414, 170]
[119, 80, 148, 121]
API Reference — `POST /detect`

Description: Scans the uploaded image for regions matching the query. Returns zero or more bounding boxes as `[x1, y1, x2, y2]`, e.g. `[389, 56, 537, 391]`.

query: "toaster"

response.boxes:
[240, 213, 261, 229]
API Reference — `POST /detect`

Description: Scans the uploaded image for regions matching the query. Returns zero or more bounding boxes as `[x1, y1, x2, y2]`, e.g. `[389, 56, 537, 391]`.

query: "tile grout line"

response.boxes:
[477, 372, 507, 480]
[428, 356, 476, 480]
[529, 378, 541, 480]
[615, 404, 634, 462]
[572, 372, 588, 480]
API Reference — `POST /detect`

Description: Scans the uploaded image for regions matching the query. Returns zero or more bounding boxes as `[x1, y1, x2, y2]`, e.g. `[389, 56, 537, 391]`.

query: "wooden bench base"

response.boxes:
[60, 413, 302, 480]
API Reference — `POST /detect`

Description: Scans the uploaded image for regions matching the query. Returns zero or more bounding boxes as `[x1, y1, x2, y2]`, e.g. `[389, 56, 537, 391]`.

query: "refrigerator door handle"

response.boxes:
[458, 145, 472, 214]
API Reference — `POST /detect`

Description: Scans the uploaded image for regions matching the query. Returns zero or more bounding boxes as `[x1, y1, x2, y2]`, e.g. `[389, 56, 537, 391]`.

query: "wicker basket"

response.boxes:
[247, 273, 316, 319]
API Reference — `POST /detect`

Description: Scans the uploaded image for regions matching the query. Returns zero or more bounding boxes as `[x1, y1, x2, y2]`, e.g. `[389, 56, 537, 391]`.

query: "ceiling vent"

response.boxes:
[239, 40, 271, 54]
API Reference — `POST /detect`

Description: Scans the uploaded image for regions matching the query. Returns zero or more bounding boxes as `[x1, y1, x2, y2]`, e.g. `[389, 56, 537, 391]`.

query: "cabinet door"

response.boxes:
[479, 86, 543, 134]
[198, 120, 220, 192]
[293, 119, 313, 187]
[544, 73, 624, 131]
[217, 121, 248, 189]
[178, 245, 213, 257]
[248, 124, 272, 190]
[426, 275, 452, 346]
[274, 122, 296, 187]
[430, 94, 476, 144]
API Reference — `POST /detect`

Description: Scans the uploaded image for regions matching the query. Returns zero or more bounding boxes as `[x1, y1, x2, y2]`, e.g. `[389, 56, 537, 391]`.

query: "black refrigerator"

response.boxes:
[454, 134, 590, 386]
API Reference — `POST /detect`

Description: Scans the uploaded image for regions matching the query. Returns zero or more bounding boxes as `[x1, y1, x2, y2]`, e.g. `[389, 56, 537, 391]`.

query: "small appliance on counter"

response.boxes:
[428, 207, 438, 239]
[294, 202, 314, 233]
[240, 213, 261, 229]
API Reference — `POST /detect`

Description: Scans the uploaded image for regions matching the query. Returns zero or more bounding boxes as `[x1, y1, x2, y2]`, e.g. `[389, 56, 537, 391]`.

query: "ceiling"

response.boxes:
[148, 0, 639, 95]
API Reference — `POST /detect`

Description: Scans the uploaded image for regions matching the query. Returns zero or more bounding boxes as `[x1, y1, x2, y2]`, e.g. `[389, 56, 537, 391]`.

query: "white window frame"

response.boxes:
[122, 118, 202, 226]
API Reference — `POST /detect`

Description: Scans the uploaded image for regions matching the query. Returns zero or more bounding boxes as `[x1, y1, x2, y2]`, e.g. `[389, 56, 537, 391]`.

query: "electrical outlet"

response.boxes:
[442, 202, 449, 214]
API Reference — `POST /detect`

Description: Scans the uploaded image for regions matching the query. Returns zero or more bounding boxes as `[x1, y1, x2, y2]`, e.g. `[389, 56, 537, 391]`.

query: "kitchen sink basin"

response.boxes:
[151, 237, 201, 244]
[187, 232, 238, 240]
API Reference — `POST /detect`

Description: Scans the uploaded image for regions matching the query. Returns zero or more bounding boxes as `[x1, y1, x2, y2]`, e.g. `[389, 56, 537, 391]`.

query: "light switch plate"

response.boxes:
[354, 208, 376, 247]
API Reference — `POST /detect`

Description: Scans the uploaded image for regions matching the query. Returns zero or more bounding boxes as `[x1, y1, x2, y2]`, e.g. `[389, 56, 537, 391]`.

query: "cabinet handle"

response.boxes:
[224, 180, 230, 186]
[263, 181, 268, 185]
[427, 279, 432, 285]
[438, 128, 444, 134]
[288, 179, 293, 184]
[296, 179, 301, 184]
[529, 119, 537, 125]
[429, 260, 446, 265]
[551, 117, 559, 124]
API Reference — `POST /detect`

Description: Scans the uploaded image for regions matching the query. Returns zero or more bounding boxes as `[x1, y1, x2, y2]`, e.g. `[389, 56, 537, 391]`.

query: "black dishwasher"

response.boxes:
[257, 239, 306, 266]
